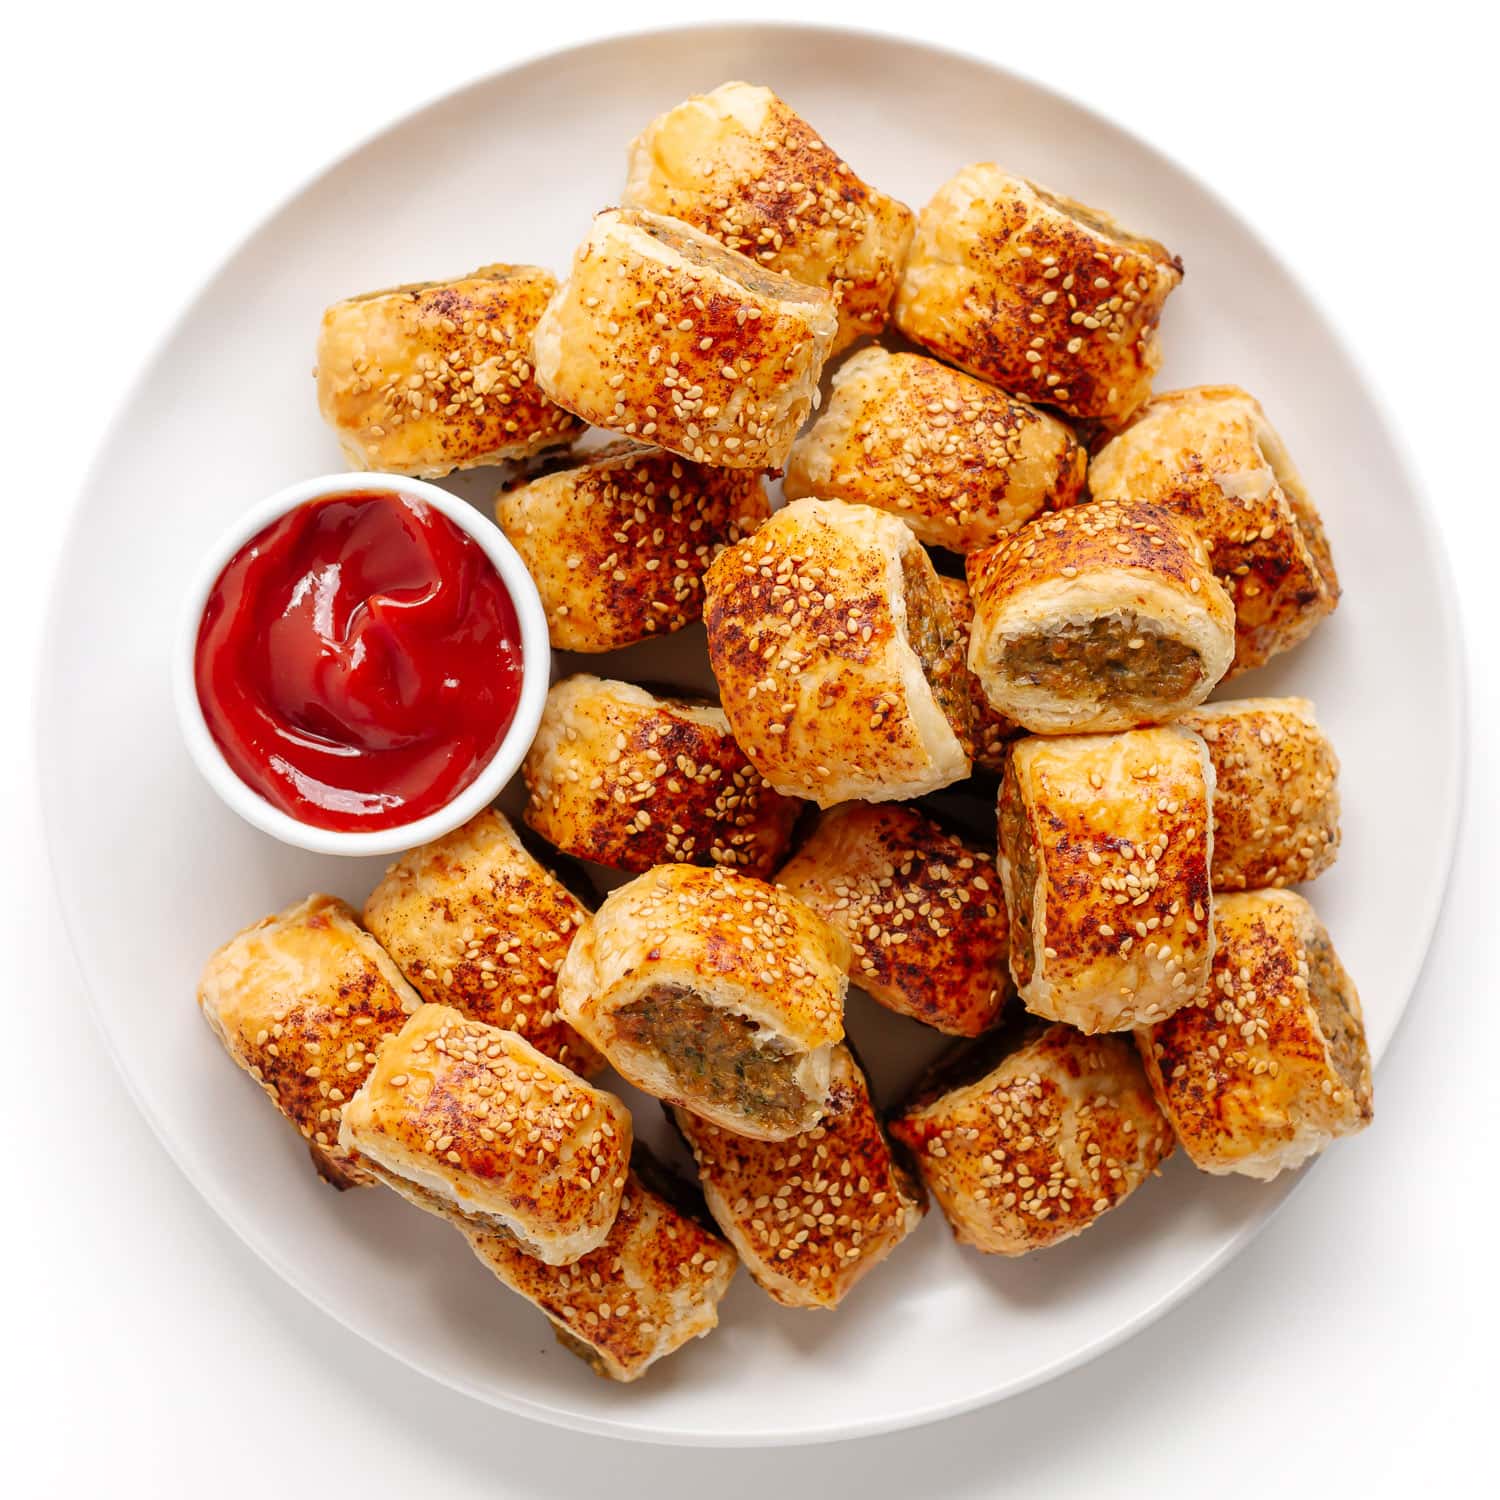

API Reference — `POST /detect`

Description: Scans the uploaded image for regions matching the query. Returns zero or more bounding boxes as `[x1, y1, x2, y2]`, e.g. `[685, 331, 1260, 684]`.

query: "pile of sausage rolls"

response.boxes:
[204, 80, 1371, 1383]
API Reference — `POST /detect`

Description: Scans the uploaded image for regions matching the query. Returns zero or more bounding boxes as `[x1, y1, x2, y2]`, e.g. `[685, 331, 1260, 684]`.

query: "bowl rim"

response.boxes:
[171, 470, 551, 858]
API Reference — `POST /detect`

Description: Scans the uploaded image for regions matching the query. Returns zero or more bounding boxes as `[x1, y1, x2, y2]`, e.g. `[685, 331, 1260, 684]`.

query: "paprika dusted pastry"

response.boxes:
[998, 726, 1216, 1033]
[784, 347, 1086, 551]
[703, 498, 972, 806]
[532, 207, 838, 468]
[622, 82, 913, 352]
[938, 574, 1021, 773]
[1137, 890, 1372, 1180]
[315, 265, 582, 476]
[522, 676, 802, 879]
[894, 165, 1183, 423]
[196, 894, 421, 1189]
[556, 863, 849, 1141]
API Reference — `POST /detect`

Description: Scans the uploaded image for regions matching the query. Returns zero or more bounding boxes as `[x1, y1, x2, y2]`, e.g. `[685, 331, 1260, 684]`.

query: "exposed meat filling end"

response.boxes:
[901, 551, 972, 746]
[998, 774, 1039, 989]
[1304, 932, 1365, 1095]
[1000, 614, 1203, 707]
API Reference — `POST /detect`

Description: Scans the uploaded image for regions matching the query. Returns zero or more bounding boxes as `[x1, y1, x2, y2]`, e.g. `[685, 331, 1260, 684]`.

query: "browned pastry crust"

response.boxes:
[890, 1023, 1173, 1255]
[314, 265, 583, 477]
[532, 208, 838, 469]
[622, 82, 914, 353]
[196, 894, 421, 1188]
[362, 809, 602, 1075]
[965, 500, 1235, 734]
[495, 442, 770, 653]
[1176, 698, 1341, 891]
[893, 165, 1183, 424]
[703, 498, 972, 805]
[938, 574, 1022, 773]
[998, 727, 1216, 1033]
[462, 1164, 737, 1381]
[1137, 890, 1372, 1179]
[776, 803, 1011, 1037]
[784, 347, 1086, 551]
[522, 676, 803, 879]
[338, 1005, 631, 1263]
[1087, 386, 1341, 673]
[672, 1045, 925, 1308]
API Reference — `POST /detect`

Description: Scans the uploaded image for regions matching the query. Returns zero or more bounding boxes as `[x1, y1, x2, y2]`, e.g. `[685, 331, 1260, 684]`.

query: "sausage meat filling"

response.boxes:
[900, 550, 972, 745]
[1000, 613, 1204, 707]
[1304, 930, 1366, 1096]
[998, 773, 1040, 988]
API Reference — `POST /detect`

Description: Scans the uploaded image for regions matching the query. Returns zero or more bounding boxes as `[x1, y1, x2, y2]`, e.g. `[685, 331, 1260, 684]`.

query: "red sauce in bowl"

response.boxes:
[194, 491, 523, 832]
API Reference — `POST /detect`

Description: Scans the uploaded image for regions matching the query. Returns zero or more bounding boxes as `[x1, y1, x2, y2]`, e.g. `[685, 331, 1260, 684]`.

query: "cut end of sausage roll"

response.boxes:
[362, 809, 602, 1074]
[1177, 698, 1341, 891]
[522, 675, 803, 879]
[556, 863, 849, 1141]
[314, 265, 584, 477]
[938, 573, 1022, 773]
[495, 441, 770, 653]
[461, 1152, 737, 1381]
[532, 207, 838, 468]
[999, 727, 1216, 1032]
[776, 802, 1011, 1037]
[196, 894, 422, 1188]
[965, 500, 1235, 734]
[784, 347, 1087, 552]
[672, 1045, 925, 1309]
[890, 1022, 1173, 1255]
[622, 81, 914, 353]
[1137, 890, 1372, 1180]
[1088, 385, 1340, 673]
[893, 165, 1183, 423]
[703, 498, 972, 806]
[337, 1004, 631, 1263]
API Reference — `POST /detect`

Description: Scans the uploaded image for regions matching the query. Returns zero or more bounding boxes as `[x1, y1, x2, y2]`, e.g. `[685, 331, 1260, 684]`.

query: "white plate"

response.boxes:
[39, 24, 1462, 1447]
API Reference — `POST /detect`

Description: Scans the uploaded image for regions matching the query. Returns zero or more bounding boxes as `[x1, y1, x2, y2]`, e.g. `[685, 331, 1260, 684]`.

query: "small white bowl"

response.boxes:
[173, 471, 551, 858]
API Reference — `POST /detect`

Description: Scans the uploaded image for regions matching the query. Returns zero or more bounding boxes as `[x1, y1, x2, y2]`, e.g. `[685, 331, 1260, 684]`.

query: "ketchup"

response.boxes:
[195, 491, 523, 832]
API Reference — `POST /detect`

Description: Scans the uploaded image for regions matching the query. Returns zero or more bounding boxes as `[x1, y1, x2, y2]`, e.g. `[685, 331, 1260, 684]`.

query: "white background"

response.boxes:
[5, 2, 1495, 1493]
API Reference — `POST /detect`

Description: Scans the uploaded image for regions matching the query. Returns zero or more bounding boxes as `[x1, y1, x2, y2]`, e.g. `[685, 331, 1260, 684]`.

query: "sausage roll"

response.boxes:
[893, 165, 1184, 424]
[784, 348, 1086, 552]
[671, 1045, 925, 1309]
[196, 894, 421, 1189]
[1087, 386, 1340, 673]
[522, 676, 802, 879]
[965, 500, 1235, 734]
[315, 265, 583, 477]
[703, 498, 972, 806]
[532, 208, 838, 469]
[495, 442, 770, 653]
[938, 574, 1021, 773]
[462, 1151, 737, 1381]
[338, 1005, 631, 1263]
[1138, 890, 1373, 1180]
[622, 82, 914, 353]
[556, 863, 849, 1141]
[1177, 698, 1341, 891]
[999, 727, 1216, 1033]
[362, 809, 602, 1074]
[776, 803, 1010, 1037]
[890, 1022, 1174, 1256]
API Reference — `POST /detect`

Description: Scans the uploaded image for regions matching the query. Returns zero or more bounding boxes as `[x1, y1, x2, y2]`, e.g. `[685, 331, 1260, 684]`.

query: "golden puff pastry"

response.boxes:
[776, 803, 1010, 1037]
[462, 1152, 737, 1381]
[494, 442, 770, 653]
[1087, 386, 1340, 673]
[622, 82, 914, 353]
[894, 165, 1183, 423]
[522, 676, 802, 879]
[784, 347, 1086, 552]
[965, 500, 1235, 734]
[703, 498, 972, 806]
[999, 727, 1216, 1033]
[315, 265, 583, 477]
[556, 863, 849, 1141]
[197, 894, 421, 1189]
[938, 574, 1021, 773]
[671, 1045, 925, 1309]
[1137, 890, 1372, 1179]
[339, 1005, 630, 1263]
[1177, 698, 1341, 891]
[532, 208, 838, 469]
[890, 1022, 1174, 1256]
